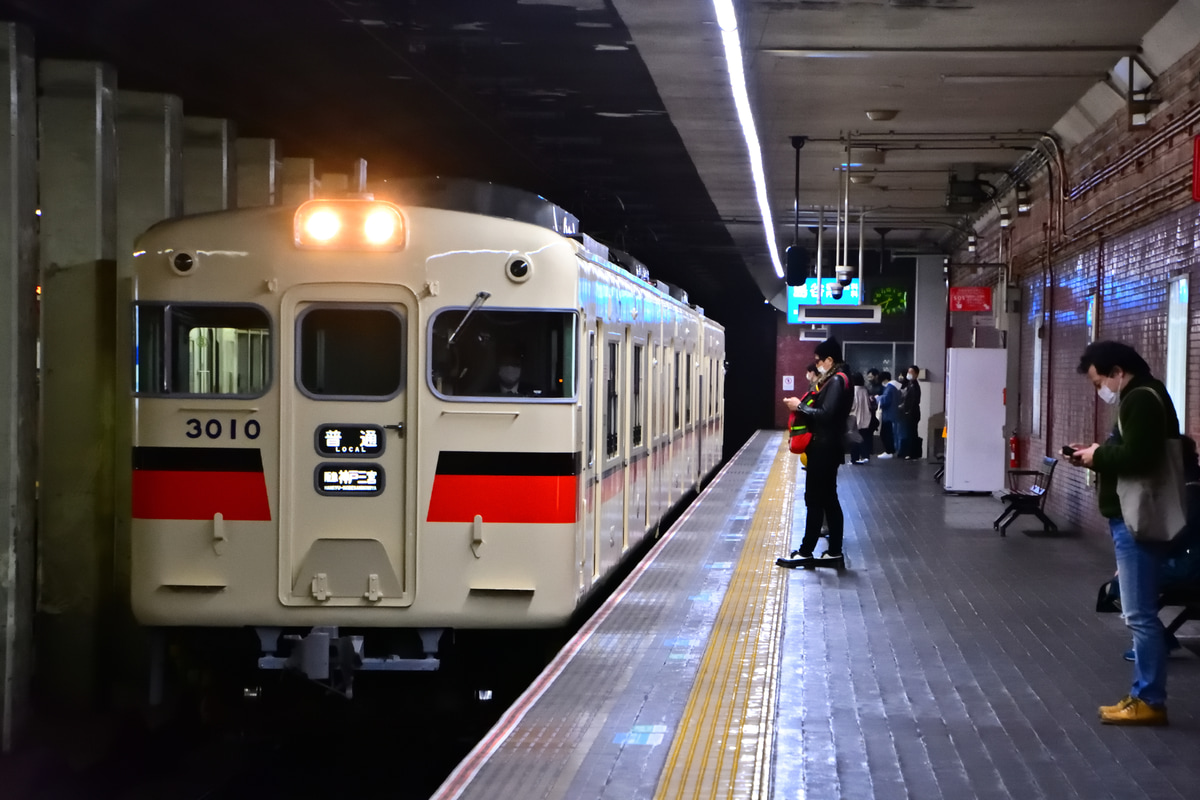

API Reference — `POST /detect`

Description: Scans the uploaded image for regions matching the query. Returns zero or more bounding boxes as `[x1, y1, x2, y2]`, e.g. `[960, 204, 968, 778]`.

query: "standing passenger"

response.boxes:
[778, 337, 853, 569]
[850, 372, 873, 464]
[804, 363, 820, 393]
[877, 371, 901, 458]
[1069, 340, 1176, 726]
[898, 365, 922, 460]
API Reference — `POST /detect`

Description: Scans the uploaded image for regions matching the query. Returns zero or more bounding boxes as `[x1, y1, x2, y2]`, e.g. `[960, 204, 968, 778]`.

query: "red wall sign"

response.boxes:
[949, 286, 992, 312]
[1193, 135, 1200, 202]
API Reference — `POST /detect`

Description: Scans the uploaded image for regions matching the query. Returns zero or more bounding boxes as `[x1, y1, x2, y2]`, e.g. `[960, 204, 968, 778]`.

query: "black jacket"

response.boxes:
[802, 363, 853, 457]
[900, 379, 922, 422]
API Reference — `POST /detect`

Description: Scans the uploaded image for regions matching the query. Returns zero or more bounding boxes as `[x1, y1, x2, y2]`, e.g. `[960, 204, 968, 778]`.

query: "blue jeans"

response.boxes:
[1110, 517, 1168, 706]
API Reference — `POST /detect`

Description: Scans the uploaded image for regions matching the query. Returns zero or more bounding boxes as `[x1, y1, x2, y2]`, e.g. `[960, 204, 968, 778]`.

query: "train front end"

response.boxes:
[129, 197, 585, 681]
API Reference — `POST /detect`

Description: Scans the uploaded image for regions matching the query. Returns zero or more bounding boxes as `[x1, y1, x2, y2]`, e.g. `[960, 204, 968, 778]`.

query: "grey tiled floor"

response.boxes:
[774, 456, 1200, 799]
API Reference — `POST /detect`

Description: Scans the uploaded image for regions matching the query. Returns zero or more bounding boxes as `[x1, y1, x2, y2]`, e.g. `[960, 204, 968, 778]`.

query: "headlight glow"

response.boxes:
[294, 200, 405, 251]
[364, 208, 398, 245]
[304, 209, 341, 242]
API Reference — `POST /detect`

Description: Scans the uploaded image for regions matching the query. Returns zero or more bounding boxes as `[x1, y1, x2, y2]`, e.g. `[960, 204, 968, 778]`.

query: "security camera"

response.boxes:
[835, 265, 853, 287]
[830, 283, 844, 300]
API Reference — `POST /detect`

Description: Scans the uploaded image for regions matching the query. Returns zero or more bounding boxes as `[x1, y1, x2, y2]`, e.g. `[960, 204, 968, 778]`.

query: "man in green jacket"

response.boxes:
[1070, 341, 1178, 726]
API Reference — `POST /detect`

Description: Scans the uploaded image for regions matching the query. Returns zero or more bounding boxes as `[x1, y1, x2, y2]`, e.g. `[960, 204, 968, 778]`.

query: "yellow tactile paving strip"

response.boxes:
[654, 438, 796, 800]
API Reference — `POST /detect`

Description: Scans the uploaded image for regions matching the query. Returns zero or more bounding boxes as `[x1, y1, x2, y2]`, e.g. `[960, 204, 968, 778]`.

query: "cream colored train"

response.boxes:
[129, 182, 724, 688]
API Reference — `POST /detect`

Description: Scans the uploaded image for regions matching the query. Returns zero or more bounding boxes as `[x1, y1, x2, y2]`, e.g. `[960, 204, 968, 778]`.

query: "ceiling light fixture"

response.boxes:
[865, 109, 898, 121]
[967, 234, 977, 253]
[999, 207, 1012, 228]
[940, 72, 1105, 84]
[713, 0, 782, 278]
[849, 173, 876, 185]
[840, 147, 885, 167]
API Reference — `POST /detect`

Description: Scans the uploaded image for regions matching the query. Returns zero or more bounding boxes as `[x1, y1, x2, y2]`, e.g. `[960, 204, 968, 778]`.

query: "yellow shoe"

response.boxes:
[1099, 696, 1168, 726]
[1098, 695, 1134, 716]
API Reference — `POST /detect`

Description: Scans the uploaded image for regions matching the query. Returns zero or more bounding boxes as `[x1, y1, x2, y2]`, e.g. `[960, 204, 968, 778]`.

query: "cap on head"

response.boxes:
[813, 336, 842, 364]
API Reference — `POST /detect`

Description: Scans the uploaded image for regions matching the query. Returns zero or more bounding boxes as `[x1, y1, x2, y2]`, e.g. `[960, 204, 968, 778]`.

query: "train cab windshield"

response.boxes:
[429, 308, 576, 401]
[134, 303, 271, 397]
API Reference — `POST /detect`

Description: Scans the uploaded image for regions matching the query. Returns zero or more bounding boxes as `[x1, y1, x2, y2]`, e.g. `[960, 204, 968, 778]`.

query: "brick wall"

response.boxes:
[774, 315, 817, 429]
[951, 37, 1200, 542]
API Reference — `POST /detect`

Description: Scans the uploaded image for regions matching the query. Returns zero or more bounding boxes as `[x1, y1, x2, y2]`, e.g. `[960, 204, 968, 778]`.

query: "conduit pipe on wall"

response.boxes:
[1042, 223, 1055, 459]
[1067, 103, 1200, 201]
[1069, 174, 1190, 241]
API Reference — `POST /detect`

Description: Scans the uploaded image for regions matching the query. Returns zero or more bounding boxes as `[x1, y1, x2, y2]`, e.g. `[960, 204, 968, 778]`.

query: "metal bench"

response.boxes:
[993, 456, 1058, 537]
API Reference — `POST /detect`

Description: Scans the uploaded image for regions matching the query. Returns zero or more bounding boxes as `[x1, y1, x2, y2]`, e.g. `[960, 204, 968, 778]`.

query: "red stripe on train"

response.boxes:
[132, 470, 271, 521]
[427, 474, 578, 523]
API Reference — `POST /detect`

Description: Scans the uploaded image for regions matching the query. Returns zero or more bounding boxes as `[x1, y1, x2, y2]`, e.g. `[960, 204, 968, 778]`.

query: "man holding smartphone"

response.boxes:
[1068, 341, 1178, 726]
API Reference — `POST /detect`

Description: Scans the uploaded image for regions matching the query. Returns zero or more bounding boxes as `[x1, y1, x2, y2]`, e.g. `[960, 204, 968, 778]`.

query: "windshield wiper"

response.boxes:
[447, 291, 491, 346]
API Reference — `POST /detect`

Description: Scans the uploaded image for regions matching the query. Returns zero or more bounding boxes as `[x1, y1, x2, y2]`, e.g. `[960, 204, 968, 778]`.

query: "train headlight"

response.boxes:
[363, 208, 398, 245]
[304, 208, 341, 242]
[294, 200, 405, 251]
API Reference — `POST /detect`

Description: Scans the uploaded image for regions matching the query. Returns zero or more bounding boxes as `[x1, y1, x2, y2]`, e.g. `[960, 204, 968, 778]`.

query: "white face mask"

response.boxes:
[817, 363, 829, 375]
[1097, 379, 1119, 405]
[907, 373, 916, 381]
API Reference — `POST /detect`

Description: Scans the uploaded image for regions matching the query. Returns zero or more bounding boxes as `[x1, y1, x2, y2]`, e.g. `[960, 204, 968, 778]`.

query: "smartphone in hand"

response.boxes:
[1061, 445, 1077, 457]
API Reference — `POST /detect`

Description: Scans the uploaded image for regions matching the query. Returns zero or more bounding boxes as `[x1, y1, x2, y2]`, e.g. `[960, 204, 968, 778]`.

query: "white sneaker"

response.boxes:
[877, 453, 894, 459]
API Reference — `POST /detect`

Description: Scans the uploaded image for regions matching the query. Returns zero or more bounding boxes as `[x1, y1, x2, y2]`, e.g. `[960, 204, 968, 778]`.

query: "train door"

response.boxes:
[697, 367, 704, 481]
[581, 325, 598, 580]
[601, 331, 625, 561]
[630, 338, 649, 539]
[278, 286, 414, 607]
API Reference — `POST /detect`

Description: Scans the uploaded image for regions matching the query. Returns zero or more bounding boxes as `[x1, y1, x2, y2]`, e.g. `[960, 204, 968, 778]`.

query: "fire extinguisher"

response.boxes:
[1009, 434, 1019, 468]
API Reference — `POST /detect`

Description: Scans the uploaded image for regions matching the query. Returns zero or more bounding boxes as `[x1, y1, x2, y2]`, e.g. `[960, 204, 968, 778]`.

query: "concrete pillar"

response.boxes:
[914, 255, 948, 459]
[0, 22, 38, 753]
[235, 137, 278, 207]
[117, 92, 183, 265]
[113, 90, 184, 709]
[37, 59, 119, 709]
[319, 172, 350, 196]
[281, 156, 315, 205]
[350, 158, 367, 193]
[183, 117, 235, 214]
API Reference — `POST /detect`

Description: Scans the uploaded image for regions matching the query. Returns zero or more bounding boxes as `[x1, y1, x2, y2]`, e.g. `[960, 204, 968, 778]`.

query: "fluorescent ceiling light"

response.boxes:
[765, 46, 1137, 58]
[941, 73, 1104, 84]
[714, 0, 782, 278]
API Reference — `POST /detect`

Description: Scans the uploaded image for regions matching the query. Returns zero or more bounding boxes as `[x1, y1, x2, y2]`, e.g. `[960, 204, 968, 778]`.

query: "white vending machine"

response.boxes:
[944, 347, 1008, 492]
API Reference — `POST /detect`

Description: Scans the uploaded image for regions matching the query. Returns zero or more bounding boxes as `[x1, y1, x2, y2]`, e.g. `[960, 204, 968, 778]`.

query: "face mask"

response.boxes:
[817, 363, 829, 375]
[1097, 380, 1118, 405]
[907, 373, 916, 381]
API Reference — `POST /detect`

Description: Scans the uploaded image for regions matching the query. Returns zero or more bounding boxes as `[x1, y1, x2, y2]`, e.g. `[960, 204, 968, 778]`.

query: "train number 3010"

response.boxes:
[185, 418, 262, 440]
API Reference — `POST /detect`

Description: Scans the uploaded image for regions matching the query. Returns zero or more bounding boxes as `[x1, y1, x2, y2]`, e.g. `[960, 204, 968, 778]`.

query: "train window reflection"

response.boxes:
[298, 306, 404, 399]
[134, 303, 271, 397]
[429, 309, 576, 400]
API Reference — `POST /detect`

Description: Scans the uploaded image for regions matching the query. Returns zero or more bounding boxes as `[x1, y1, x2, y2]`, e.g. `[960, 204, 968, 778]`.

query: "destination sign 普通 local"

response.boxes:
[315, 424, 385, 457]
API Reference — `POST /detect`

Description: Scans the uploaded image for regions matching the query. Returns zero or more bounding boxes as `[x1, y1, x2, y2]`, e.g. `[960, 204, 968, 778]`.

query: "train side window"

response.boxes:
[428, 308, 576, 401]
[134, 303, 271, 397]
[587, 330, 596, 466]
[605, 341, 619, 457]
[685, 353, 692, 427]
[632, 344, 644, 447]
[298, 306, 405, 399]
[673, 350, 681, 431]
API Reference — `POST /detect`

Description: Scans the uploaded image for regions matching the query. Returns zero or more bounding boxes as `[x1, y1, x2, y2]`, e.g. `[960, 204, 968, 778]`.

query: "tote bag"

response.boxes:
[1116, 388, 1188, 542]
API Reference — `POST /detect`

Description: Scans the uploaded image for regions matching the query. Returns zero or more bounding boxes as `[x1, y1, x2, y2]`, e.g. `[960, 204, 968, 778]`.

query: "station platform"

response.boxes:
[432, 430, 1200, 800]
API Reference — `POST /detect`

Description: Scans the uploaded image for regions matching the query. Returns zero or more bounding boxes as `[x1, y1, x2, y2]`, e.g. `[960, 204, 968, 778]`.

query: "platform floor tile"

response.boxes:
[773, 449, 1200, 800]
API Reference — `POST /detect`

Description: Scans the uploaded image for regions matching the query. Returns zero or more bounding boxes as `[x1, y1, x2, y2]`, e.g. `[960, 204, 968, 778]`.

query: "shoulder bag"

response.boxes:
[1116, 387, 1187, 542]
[836, 373, 863, 446]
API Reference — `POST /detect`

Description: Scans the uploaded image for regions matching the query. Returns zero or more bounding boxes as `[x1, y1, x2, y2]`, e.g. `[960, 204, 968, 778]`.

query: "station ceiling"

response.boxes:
[0, 0, 1187, 325]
